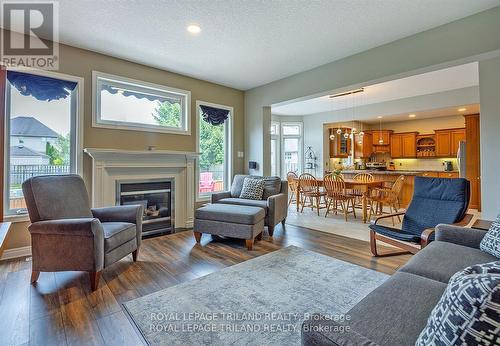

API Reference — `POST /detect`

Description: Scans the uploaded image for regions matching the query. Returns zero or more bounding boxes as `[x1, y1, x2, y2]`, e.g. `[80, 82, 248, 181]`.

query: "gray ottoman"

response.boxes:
[193, 204, 265, 250]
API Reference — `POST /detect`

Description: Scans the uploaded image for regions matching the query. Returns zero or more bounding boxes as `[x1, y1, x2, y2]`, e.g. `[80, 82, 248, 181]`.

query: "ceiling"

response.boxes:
[272, 63, 479, 115]
[362, 104, 480, 124]
[9, 0, 499, 90]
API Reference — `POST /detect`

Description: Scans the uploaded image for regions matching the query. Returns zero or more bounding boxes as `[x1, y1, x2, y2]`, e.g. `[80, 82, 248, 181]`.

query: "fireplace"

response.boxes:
[116, 178, 174, 237]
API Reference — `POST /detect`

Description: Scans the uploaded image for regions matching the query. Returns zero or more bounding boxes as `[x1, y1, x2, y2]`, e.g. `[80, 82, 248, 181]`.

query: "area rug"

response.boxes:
[123, 245, 388, 345]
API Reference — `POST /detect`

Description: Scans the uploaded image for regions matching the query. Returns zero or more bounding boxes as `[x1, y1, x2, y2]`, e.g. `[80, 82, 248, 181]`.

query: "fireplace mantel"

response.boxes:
[84, 148, 200, 229]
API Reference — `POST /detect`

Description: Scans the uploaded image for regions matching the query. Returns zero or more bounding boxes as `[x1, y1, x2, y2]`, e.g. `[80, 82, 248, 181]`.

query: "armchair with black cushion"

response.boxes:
[22, 174, 143, 291]
[369, 176, 472, 256]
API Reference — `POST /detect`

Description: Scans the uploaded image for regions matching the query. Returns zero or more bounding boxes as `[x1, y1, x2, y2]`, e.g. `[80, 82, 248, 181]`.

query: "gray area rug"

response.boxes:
[123, 245, 388, 345]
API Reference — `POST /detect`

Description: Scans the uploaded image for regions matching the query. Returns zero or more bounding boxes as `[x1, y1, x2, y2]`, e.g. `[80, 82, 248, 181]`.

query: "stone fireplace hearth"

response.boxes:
[84, 148, 198, 229]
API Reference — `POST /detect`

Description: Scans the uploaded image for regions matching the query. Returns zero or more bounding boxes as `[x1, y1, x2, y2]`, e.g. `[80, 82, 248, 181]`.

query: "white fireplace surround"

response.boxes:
[84, 148, 199, 229]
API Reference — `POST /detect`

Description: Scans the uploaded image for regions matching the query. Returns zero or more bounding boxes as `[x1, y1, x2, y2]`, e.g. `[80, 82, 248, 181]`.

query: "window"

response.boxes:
[93, 71, 190, 134]
[196, 101, 232, 200]
[281, 122, 303, 177]
[270, 121, 280, 176]
[4, 70, 82, 216]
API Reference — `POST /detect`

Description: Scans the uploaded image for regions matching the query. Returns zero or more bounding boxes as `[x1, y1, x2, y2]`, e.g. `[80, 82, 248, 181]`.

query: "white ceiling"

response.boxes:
[272, 62, 479, 115]
[12, 0, 499, 90]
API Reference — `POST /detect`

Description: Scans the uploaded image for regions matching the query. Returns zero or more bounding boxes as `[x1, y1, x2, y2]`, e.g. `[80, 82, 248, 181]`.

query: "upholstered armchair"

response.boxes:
[22, 175, 143, 291]
[211, 175, 288, 236]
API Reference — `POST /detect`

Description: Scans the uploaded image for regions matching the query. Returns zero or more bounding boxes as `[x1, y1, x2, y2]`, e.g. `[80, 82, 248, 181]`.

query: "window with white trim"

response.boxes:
[93, 71, 190, 134]
[281, 122, 303, 178]
[4, 70, 81, 216]
[196, 101, 232, 200]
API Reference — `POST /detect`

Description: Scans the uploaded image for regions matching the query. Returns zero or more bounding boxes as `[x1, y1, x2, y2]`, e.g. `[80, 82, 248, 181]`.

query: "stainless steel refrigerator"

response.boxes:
[457, 141, 467, 179]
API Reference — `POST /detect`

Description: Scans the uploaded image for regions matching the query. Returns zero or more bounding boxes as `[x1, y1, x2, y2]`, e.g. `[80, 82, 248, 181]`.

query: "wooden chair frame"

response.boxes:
[370, 212, 474, 257]
[323, 174, 356, 221]
[298, 173, 327, 216]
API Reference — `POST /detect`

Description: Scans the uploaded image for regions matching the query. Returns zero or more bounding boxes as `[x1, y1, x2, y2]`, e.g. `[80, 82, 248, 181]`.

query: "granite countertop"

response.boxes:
[339, 169, 459, 175]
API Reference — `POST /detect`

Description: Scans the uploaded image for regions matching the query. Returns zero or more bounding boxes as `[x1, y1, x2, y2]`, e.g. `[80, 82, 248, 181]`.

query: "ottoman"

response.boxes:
[193, 204, 265, 250]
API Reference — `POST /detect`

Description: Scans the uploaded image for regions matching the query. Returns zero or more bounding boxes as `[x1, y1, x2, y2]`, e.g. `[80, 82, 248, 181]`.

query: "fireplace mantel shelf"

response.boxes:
[84, 148, 200, 159]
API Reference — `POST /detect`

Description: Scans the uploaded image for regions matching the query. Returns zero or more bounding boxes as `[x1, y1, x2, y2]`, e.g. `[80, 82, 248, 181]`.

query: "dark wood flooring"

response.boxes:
[0, 224, 411, 346]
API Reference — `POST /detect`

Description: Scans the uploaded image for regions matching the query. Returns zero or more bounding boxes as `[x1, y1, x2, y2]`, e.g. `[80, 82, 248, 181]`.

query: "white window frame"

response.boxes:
[3, 67, 84, 221]
[195, 100, 233, 202]
[92, 71, 191, 135]
[280, 121, 303, 178]
[270, 121, 280, 177]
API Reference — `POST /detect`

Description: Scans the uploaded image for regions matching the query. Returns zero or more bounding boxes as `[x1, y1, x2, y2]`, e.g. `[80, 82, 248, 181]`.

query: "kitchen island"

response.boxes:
[338, 170, 459, 208]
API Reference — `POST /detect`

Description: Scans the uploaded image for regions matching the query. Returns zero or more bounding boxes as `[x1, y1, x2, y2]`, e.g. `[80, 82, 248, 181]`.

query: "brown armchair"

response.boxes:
[22, 175, 143, 290]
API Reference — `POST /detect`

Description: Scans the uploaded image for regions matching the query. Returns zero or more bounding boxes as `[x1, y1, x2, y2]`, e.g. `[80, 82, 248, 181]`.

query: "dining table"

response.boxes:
[293, 178, 385, 223]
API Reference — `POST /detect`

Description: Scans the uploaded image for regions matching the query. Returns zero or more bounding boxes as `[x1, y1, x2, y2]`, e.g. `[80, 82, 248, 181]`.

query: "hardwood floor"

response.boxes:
[0, 224, 411, 346]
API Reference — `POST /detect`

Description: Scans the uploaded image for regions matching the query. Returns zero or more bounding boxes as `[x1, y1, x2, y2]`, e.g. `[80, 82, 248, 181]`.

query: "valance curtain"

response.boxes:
[200, 105, 230, 126]
[100, 84, 179, 104]
[6, 71, 77, 101]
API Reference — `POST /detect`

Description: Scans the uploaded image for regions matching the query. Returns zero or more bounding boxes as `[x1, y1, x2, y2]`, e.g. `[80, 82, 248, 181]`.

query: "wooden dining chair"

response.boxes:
[286, 171, 299, 206]
[323, 174, 356, 221]
[352, 173, 374, 210]
[368, 175, 405, 225]
[298, 173, 327, 216]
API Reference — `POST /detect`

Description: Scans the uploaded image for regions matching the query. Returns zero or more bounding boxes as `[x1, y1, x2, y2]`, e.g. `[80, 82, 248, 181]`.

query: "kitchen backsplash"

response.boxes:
[391, 158, 458, 171]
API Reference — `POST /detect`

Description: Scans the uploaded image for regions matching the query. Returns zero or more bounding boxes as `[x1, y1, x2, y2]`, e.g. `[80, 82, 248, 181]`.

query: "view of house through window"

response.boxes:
[197, 103, 231, 198]
[4, 71, 78, 215]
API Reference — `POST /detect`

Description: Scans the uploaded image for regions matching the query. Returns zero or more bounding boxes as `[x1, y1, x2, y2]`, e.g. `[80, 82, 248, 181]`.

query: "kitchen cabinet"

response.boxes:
[439, 172, 459, 178]
[354, 132, 372, 158]
[391, 132, 417, 158]
[329, 128, 351, 158]
[370, 130, 392, 153]
[464, 114, 481, 210]
[451, 129, 465, 154]
[435, 128, 465, 157]
[420, 172, 440, 178]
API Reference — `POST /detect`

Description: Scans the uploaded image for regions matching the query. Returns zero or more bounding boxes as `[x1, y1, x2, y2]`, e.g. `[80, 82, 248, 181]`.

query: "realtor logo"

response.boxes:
[1, 1, 59, 69]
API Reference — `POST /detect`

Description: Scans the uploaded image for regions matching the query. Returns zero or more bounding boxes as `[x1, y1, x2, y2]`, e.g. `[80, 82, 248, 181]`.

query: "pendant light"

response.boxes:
[378, 117, 384, 144]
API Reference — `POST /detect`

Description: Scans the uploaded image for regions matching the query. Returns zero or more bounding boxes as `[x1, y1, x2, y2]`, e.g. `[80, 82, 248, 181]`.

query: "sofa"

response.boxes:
[211, 175, 288, 236]
[301, 224, 498, 346]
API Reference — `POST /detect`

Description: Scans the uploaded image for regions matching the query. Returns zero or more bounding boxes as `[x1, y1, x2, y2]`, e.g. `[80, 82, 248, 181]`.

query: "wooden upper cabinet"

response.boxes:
[329, 128, 351, 158]
[390, 132, 417, 158]
[435, 130, 452, 157]
[402, 133, 417, 158]
[390, 134, 403, 158]
[370, 130, 392, 153]
[354, 132, 372, 158]
[435, 128, 465, 157]
[451, 129, 465, 154]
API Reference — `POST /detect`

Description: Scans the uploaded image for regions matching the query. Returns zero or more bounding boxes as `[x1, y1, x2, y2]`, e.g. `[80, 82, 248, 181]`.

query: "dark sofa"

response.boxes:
[301, 224, 497, 346]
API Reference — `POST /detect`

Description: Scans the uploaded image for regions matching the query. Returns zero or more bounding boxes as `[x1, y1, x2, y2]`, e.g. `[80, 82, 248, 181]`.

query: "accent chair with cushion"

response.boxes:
[22, 174, 143, 291]
[369, 176, 472, 256]
[211, 174, 288, 236]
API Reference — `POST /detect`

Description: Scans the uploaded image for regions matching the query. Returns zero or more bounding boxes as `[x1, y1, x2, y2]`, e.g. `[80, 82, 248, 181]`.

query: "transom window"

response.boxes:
[93, 71, 190, 134]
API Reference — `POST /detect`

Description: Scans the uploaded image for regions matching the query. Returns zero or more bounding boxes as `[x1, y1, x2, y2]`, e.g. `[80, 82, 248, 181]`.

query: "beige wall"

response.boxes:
[2, 30, 245, 252]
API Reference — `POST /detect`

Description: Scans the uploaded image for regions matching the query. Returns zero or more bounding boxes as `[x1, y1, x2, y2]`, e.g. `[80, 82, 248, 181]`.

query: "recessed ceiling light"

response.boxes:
[409, 114, 416, 118]
[187, 24, 201, 34]
[377, 116, 383, 119]
[458, 107, 467, 112]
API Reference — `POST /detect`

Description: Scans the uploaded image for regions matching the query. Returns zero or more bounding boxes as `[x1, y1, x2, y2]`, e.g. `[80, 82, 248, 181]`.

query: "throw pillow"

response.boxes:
[239, 178, 265, 200]
[480, 214, 500, 258]
[415, 261, 500, 346]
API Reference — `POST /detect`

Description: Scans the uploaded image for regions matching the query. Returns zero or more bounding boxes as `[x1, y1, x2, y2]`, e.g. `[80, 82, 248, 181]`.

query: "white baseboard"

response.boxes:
[1, 245, 32, 261]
